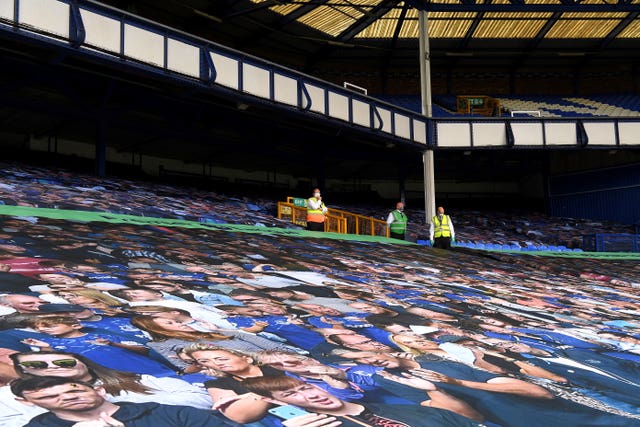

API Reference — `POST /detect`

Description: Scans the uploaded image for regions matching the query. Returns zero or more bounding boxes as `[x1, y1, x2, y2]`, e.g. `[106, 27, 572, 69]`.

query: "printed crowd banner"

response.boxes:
[0, 206, 639, 427]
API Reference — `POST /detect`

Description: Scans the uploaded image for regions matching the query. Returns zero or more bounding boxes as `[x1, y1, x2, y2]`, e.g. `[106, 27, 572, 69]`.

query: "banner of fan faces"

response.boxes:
[0, 215, 639, 427]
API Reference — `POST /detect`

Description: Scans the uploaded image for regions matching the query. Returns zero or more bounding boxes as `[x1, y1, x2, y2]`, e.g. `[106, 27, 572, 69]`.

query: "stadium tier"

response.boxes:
[0, 163, 639, 427]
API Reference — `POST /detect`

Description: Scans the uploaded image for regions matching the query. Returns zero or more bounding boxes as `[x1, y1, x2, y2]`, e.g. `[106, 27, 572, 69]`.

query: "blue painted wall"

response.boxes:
[549, 163, 640, 225]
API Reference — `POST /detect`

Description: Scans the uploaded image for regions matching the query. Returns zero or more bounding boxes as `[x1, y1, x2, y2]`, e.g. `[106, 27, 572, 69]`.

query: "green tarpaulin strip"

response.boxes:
[1, 205, 637, 258]
[0, 205, 411, 244]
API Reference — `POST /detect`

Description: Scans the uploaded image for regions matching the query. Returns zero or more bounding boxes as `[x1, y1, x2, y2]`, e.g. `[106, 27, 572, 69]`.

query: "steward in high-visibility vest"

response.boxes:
[430, 206, 455, 249]
[432, 214, 452, 238]
[306, 188, 328, 232]
[386, 202, 407, 240]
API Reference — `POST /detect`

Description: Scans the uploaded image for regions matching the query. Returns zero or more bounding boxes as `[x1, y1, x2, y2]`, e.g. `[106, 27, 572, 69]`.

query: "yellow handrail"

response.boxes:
[277, 201, 346, 233]
[279, 197, 389, 237]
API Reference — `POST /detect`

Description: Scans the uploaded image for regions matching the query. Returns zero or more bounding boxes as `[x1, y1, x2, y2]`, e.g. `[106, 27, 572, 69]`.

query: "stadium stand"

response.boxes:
[499, 95, 640, 118]
[0, 162, 639, 427]
[1, 2, 640, 425]
[0, 162, 634, 251]
[380, 94, 640, 118]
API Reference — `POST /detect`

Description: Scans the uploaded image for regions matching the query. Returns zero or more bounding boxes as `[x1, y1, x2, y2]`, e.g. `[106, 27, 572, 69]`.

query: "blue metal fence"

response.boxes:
[582, 234, 640, 252]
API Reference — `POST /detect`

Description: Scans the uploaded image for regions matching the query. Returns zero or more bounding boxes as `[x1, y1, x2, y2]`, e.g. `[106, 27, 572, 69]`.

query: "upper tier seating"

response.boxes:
[498, 94, 640, 117]
[379, 94, 640, 118]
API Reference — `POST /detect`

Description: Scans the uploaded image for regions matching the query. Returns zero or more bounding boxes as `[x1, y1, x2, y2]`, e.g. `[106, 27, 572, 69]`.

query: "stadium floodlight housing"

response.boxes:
[192, 9, 222, 23]
[343, 82, 367, 95]
[511, 110, 541, 117]
[445, 52, 474, 57]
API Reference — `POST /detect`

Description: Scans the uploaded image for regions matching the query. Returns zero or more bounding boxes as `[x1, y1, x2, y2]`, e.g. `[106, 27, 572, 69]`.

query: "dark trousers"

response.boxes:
[434, 236, 451, 249]
[307, 221, 324, 232]
[390, 232, 405, 240]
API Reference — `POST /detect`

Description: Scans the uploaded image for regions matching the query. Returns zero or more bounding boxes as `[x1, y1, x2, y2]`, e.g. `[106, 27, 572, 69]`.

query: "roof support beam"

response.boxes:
[303, 0, 401, 71]
[599, 12, 639, 49]
[405, 1, 640, 12]
[236, 0, 331, 50]
[334, 0, 402, 42]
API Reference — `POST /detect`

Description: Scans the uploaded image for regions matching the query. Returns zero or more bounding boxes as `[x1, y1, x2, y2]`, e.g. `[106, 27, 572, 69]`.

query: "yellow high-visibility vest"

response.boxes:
[432, 215, 452, 238]
[307, 197, 326, 223]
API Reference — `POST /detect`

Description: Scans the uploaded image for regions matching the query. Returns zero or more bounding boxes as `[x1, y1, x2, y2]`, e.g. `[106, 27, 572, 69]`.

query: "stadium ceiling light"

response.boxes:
[557, 52, 587, 56]
[192, 9, 223, 23]
[327, 40, 356, 48]
[444, 52, 474, 57]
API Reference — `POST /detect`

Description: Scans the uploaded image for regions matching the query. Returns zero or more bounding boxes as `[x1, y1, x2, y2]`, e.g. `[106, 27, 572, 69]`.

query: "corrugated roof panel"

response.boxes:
[546, 14, 624, 38]
[354, 5, 474, 39]
[562, 12, 627, 19]
[355, 13, 400, 38]
[428, 11, 477, 19]
[483, 12, 552, 19]
[252, 0, 638, 41]
[267, 4, 304, 15]
[248, 0, 306, 15]
[524, 0, 564, 4]
[337, 0, 379, 6]
[355, 17, 399, 38]
[475, 17, 549, 38]
[297, 6, 364, 37]
[430, 17, 475, 38]
[354, 4, 405, 38]
[397, 18, 419, 38]
[617, 19, 640, 38]
[424, 0, 468, 4]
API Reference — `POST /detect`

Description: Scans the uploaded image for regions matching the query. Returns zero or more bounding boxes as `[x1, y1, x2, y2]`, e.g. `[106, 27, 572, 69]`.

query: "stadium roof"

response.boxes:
[2, 0, 640, 191]
[241, 0, 640, 40]
[100, 0, 640, 78]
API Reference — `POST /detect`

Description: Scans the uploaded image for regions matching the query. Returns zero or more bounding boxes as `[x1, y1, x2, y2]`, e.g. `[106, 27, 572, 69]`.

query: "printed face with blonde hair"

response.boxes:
[190, 349, 253, 373]
[151, 317, 197, 332]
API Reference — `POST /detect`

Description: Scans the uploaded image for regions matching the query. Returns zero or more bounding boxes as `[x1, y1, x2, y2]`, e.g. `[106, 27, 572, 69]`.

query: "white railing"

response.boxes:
[0, 0, 428, 146]
[1, 0, 640, 148]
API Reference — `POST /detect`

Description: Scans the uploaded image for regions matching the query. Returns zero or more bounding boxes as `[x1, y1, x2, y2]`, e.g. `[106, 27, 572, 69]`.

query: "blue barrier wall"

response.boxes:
[549, 163, 640, 224]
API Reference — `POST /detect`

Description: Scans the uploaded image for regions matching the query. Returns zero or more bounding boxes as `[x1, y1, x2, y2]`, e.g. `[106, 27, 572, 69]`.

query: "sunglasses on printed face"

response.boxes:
[18, 359, 78, 369]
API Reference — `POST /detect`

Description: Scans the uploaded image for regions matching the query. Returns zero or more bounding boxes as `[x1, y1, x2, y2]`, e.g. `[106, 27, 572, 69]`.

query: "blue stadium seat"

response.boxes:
[498, 94, 640, 117]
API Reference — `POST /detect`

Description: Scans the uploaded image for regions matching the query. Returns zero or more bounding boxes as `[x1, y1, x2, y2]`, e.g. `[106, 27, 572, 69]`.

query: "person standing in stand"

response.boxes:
[306, 188, 328, 232]
[430, 206, 455, 249]
[386, 202, 408, 240]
